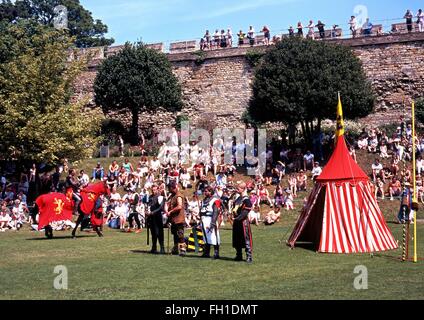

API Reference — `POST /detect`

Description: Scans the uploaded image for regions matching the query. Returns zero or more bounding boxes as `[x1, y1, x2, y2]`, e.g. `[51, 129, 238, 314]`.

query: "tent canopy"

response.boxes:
[317, 136, 368, 183]
[288, 136, 398, 254]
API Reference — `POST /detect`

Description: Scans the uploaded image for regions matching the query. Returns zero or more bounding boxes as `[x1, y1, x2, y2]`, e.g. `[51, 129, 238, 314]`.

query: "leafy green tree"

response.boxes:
[94, 42, 183, 145]
[415, 98, 424, 125]
[0, 21, 103, 163]
[0, 0, 114, 48]
[247, 37, 375, 141]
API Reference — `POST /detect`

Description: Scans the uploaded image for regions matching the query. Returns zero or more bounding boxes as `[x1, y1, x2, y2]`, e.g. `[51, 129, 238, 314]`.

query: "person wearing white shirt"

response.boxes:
[417, 156, 424, 175]
[115, 200, 129, 230]
[180, 169, 191, 189]
[0, 207, 11, 231]
[307, 20, 315, 39]
[247, 26, 255, 46]
[79, 170, 90, 188]
[311, 162, 322, 182]
[371, 159, 383, 182]
[226, 28, 233, 47]
[417, 9, 424, 32]
[150, 157, 161, 172]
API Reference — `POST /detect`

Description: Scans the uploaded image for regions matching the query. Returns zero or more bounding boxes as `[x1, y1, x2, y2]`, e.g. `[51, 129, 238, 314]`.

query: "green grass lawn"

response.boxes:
[0, 211, 423, 300]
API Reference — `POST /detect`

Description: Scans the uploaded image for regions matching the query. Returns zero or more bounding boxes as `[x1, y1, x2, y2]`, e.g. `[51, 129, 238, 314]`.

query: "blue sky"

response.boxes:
[80, 0, 423, 46]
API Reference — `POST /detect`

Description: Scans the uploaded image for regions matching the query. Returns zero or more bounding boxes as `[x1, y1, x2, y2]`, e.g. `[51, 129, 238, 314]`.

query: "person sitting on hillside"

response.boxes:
[296, 170, 307, 191]
[368, 135, 378, 153]
[357, 136, 368, 150]
[388, 177, 402, 201]
[248, 205, 261, 226]
[258, 184, 273, 208]
[264, 206, 281, 225]
[379, 142, 390, 159]
[0, 203, 11, 232]
[288, 173, 297, 198]
[284, 189, 294, 211]
[92, 162, 104, 182]
[108, 160, 120, 178]
[375, 177, 385, 200]
[371, 159, 383, 183]
[274, 185, 285, 208]
[311, 162, 323, 182]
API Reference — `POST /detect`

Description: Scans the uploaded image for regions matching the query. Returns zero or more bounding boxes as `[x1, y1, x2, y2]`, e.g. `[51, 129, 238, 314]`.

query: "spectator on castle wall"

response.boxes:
[261, 25, 271, 45]
[220, 29, 227, 48]
[297, 22, 304, 37]
[307, 20, 315, 39]
[331, 24, 339, 38]
[226, 28, 233, 47]
[349, 16, 357, 38]
[204, 30, 211, 49]
[213, 29, 220, 49]
[404, 10, 413, 32]
[316, 20, 325, 39]
[200, 37, 207, 51]
[417, 9, 424, 32]
[390, 24, 400, 34]
[247, 26, 255, 46]
[288, 26, 294, 37]
[237, 30, 246, 46]
[362, 18, 373, 36]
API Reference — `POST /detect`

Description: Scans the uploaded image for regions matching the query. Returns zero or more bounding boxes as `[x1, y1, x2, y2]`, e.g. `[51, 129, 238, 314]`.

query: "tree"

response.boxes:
[0, 21, 103, 163]
[415, 98, 424, 125]
[0, 0, 114, 48]
[94, 42, 183, 145]
[247, 37, 375, 141]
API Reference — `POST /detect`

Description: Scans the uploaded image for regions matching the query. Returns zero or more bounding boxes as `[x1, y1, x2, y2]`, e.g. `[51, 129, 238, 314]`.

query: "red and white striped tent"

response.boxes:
[287, 136, 398, 254]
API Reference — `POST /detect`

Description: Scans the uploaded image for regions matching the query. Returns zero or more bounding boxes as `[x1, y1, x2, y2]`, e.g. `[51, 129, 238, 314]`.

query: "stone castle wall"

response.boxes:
[73, 32, 424, 132]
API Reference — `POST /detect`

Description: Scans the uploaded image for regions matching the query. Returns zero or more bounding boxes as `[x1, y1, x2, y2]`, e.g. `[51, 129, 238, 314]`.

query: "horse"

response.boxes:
[35, 191, 74, 239]
[71, 181, 110, 238]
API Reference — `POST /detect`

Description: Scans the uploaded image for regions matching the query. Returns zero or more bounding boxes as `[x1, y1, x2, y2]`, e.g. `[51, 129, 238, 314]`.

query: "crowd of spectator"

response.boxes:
[353, 119, 423, 206]
[198, 9, 424, 51]
[2, 114, 423, 232]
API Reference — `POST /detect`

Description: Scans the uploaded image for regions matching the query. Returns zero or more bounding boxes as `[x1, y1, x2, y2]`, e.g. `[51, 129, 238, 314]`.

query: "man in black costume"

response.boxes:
[147, 184, 165, 254]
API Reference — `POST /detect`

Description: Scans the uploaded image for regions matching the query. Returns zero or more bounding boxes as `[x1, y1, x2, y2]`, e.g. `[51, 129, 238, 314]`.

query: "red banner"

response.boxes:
[36, 193, 73, 230]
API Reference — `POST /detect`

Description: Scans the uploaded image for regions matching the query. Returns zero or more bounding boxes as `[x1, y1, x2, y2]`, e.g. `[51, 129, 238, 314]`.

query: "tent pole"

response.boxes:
[412, 101, 418, 263]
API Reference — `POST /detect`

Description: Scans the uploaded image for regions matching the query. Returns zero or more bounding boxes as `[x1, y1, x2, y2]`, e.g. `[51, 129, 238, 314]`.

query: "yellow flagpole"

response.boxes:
[412, 101, 418, 263]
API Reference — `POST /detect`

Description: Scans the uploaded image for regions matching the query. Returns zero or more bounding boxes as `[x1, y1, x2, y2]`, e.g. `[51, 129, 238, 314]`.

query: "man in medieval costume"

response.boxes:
[232, 182, 253, 263]
[147, 184, 165, 254]
[165, 181, 186, 256]
[199, 186, 222, 259]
